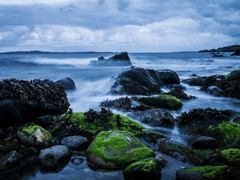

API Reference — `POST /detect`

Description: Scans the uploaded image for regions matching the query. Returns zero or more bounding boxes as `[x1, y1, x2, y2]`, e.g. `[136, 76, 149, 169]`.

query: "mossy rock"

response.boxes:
[176, 165, 230, 180]
[66, 112, 162, 139]
[17, 124, 52, 147]
[139, 94, 182, 110]
[208, 122, 240, 148]
[225, 69, 240, 81]
[123, 157, 163, 180]
[220, 148, 240, 166]
[87, 130, 155, 169]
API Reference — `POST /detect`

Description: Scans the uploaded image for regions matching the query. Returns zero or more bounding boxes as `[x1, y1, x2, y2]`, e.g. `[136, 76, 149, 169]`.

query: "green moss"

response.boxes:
[139, 94, 182, 110]
[182, 165, 229, 179]
[208, 122, 240, 148]
[22, 124, 52, 142]
[225, 69, 240, 81]
[87, 130, 154, 168]
[124, 158, 157, 173]
[220, 148, 240, 165]
[67, 112, 150, 136]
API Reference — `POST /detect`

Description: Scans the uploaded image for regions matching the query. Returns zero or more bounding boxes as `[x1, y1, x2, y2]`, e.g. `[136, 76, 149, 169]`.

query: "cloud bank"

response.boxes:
[0, 0, 239, 52]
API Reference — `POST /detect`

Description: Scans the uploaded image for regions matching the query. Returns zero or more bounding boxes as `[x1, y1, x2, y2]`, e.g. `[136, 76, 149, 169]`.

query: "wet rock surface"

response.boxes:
[61, 135, 88, 150]
[55, 77, 76, 90]
[183, 69, 240, 99]
[39, 145, 71, 170]
[0, 79, 69, 127]
[177, 108, 234, 135]
[111, 67, 180, 95]
[128, 109, 174, 127]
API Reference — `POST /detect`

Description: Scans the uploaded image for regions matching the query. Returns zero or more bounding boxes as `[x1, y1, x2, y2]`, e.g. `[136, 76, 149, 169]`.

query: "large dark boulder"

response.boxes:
[0, 79, 69, 127]
[55, 77, 76, 90]
[89, 52, 132, 66]
[177, 108, 234, 135]
[111, 67, 180, 95]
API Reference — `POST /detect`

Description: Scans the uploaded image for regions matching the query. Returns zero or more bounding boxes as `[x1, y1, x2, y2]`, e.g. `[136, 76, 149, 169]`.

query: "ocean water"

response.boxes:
[1, 52, 240, 180]
[0, 51, 239, 113]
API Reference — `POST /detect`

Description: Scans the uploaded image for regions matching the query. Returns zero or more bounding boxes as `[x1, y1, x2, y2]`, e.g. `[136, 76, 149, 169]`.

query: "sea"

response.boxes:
[0, 51, 240, 180]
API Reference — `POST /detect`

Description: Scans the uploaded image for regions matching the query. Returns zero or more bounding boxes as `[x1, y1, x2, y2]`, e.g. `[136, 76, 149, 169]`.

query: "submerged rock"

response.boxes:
[176, 165, 230, 180]
[0, 79, 69, 127]
[177, 108, 234, 135]
[39, 145, 71, 170]
[17, 124, 52, 147]
[55, 77, 76, 90]
[123, 157, 166, 180]
[128, 109, 174, 127]
[89, 52, 132, 66]
[61, 135, 88, 150]
[87, 130, 155, 169]
[191, 136, 218, 149]
[111, 67, 180, 95]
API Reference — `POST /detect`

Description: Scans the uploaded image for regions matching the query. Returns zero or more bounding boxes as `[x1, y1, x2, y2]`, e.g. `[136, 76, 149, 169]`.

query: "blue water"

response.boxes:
[1, 51, 240, 180]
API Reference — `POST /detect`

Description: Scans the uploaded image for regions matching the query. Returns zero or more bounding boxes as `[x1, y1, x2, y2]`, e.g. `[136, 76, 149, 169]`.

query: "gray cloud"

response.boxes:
[0, 0, 239, 52]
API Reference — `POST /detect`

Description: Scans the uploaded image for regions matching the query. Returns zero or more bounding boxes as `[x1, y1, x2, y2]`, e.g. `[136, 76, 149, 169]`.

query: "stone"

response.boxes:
[55, 77, 76, 90]
[192, 136, 218, 149]
[111, 67, 180, 95]
[87, 130, 155, 169]
[61, 135, 88, 150]
[128, 109, 174, 127]
[39, 145, 71, 170]
[17, 124, 52, 147]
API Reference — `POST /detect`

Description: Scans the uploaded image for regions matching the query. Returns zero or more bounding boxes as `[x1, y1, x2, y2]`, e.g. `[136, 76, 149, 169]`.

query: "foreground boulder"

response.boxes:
[17, 124, 52, 147]
[177, 108, 233, 135]
[87, 130, 155, 169]
[176, 165, 230, 180]
[128, 109, 174, 127]
[0, 79, 69, 127]
[123, 157, 166, 180]
[111, 67, 180, 95]
[55, 77, 76, 90]
[89, 52, 132, 66]
[39, 145, 71, 170]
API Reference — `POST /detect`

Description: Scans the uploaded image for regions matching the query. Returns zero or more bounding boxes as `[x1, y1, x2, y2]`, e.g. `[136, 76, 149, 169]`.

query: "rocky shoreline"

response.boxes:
[0, 67, 240, 180]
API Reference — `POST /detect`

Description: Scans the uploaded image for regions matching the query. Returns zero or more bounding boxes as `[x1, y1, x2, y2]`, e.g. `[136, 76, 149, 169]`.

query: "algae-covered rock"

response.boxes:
[17, 124, 52, 147]
[66, 109, 160, 138]
[225, 69, 240, 81]
[176, 165, 230, 180]
[87, 130, 155, 169]
[124, 157, 165, 180]
[220, 148, 240, 166]
[208, 122, 240, 148]
[139, 94, 182, 110]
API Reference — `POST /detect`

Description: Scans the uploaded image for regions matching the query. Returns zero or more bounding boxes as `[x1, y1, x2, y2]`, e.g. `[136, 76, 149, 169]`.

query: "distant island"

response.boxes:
[199, 45, 240, 52]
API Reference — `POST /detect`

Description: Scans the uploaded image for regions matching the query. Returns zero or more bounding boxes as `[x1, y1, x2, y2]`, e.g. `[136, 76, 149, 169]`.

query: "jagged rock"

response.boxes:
[111, 67, 180, 95]
[89, 52, 132, 66]
[177, 108, 234, 135]
[0, 79, 69, 127]
[128, 109, 174, 127]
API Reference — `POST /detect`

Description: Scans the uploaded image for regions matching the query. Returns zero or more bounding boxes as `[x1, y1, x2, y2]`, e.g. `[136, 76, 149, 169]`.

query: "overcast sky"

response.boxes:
[0, 0, 239, 52]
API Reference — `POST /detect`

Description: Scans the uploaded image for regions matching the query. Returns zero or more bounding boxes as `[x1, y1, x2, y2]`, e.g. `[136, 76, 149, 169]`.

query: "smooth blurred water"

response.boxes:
[1, 51, 239, 180]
